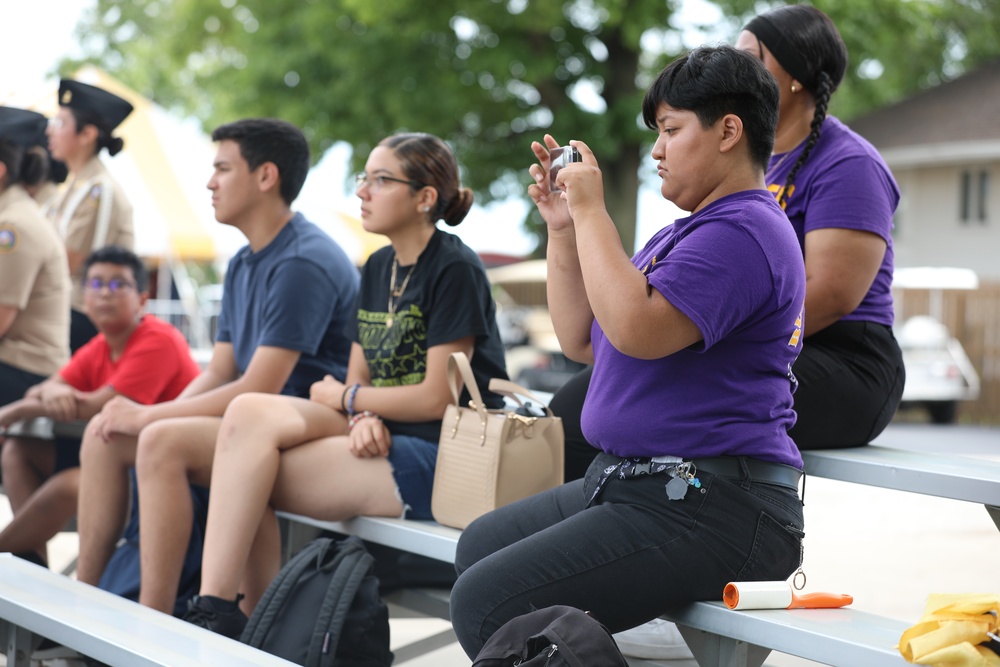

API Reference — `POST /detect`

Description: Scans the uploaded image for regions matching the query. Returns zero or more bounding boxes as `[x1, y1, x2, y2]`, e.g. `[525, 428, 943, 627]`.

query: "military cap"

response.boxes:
[58, 79, 133, 132]
[0, 106, 49, 148]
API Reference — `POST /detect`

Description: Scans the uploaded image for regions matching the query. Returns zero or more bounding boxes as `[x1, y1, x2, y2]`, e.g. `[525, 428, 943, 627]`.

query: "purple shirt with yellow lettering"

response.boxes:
[581, 190, 805, 468]
[767, 116, 898, 326]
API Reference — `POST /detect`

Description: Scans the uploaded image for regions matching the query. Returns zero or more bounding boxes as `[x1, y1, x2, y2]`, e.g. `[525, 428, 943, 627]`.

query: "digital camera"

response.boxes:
[548, 146, 581, 193]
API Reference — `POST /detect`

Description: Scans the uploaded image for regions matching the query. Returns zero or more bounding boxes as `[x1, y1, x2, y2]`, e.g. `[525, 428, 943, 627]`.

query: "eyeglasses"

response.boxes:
[354, 172, 422, 192]
[84, 278, 136, 294]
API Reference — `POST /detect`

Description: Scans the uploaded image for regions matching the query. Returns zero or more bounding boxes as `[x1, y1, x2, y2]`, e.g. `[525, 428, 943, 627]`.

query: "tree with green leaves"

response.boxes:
[66, 0, 1000, 254]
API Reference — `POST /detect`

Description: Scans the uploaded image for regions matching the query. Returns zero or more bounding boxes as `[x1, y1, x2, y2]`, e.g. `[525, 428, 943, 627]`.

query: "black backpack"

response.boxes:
[98, 471, 209, 617]
[240, 536, 393, 667]
[473, 605, 629, 666]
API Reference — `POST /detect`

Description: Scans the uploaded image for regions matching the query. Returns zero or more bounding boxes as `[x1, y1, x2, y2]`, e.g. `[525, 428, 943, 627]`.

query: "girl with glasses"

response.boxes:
[183, 132, 508, 638]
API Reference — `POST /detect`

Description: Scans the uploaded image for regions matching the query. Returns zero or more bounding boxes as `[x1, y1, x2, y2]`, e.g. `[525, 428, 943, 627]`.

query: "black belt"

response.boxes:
[691, 457, 802, 491]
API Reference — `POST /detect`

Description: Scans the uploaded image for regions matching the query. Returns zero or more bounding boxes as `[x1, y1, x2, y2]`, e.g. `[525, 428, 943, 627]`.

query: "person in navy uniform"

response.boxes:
[46, 79, 134, 352]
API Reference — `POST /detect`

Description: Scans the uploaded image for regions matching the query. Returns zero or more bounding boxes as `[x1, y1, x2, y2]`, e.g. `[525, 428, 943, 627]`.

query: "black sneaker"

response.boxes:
[182, 594, 248, 639]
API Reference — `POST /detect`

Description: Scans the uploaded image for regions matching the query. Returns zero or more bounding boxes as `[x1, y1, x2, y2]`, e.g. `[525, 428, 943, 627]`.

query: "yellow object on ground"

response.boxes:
[900, 593, 1000, 666]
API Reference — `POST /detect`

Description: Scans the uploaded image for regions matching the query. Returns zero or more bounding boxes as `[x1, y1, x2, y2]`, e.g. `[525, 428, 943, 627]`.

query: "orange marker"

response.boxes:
[723, 581, 853, 610]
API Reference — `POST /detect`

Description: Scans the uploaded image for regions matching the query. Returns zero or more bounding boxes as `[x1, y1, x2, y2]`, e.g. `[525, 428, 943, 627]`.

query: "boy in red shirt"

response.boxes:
[0, 245, 199, 564]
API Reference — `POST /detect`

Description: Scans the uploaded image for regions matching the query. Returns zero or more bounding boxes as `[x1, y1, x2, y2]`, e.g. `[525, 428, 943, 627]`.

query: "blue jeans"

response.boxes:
[450, 452, 805, 658]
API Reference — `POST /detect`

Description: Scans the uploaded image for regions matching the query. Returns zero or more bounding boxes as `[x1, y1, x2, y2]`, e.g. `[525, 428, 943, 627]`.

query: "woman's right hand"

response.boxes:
[528, 134, 574, 233]
[348, 415, 392, 459]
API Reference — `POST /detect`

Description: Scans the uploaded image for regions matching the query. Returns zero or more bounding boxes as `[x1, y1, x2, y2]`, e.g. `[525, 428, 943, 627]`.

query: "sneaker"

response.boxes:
[613, 618, 694, 660]
[182, 594, 248, 640]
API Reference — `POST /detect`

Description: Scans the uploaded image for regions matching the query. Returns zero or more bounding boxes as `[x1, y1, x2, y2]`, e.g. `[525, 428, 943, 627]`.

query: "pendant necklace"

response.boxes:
[386, 254, 417, 329]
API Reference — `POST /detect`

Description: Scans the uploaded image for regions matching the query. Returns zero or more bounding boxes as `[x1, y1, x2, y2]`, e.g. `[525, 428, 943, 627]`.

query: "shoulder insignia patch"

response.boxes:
[0, 225, 17, 253]
[89, 184, 103, 199]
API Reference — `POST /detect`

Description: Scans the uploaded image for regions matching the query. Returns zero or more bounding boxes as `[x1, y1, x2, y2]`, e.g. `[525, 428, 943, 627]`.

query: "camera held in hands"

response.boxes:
[549, 145, 581, 193]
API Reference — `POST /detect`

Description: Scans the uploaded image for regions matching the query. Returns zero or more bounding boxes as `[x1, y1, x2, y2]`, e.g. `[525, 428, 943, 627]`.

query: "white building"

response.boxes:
[849, 59, 1000, 279]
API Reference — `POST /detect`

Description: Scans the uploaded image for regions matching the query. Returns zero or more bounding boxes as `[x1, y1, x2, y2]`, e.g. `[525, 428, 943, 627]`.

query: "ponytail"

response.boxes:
[778, 71, 832, 209]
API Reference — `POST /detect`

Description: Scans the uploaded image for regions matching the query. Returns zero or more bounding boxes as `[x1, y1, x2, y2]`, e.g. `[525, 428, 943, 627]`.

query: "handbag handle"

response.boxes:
[488, 379, 555, 417]
[447, 352, 486, 411]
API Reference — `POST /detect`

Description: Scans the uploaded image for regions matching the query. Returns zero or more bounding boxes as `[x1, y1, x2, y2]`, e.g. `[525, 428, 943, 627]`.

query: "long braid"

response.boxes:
[778, 71, 833, 209]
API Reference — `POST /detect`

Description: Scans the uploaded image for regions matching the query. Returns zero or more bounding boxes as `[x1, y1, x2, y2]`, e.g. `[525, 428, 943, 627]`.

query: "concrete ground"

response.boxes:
[3, 422, 999, 666]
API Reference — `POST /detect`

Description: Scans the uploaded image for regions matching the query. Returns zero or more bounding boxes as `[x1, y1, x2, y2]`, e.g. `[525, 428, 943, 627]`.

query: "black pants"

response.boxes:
[555, 320, 906, 481]
[451, 452, 803, 658]
[0, 360, 47, 408]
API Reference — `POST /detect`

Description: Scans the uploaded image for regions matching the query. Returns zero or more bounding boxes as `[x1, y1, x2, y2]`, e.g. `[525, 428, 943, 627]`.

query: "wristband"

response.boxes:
[340, 385, 351, 413]
[348, 410, 378, 432]
[346, 383, 361, 417]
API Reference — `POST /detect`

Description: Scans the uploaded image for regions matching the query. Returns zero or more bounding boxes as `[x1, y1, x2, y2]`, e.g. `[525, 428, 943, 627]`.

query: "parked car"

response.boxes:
[896, 315, 980, 423]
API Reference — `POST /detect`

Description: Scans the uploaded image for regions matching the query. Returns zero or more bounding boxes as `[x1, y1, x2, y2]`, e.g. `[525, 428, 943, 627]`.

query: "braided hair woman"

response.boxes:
[735, 4, 904, 450]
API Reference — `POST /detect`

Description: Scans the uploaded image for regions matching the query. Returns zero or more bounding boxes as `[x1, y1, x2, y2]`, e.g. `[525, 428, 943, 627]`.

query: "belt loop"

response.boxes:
[800, 471, 807, 505]
[738, 456, 752, 491]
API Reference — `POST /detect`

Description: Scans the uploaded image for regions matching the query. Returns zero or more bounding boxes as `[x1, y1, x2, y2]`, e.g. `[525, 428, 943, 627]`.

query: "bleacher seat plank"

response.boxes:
[802, 446, 1000, 530]
[0, 554, 296, 667]
[662, 601, 909, 667]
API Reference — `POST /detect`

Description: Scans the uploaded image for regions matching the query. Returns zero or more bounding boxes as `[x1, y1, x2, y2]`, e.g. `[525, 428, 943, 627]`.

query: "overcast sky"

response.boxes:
[1, 0, 727, 256]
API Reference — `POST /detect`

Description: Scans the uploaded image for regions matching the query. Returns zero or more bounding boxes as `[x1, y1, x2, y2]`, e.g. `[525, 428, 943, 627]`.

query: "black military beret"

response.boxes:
[0, 106, 49, 148]
[58, 79, 133, 132]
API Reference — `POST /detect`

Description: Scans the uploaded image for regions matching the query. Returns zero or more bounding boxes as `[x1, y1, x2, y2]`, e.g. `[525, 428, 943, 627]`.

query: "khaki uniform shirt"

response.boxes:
[49, 156, 134, 310]
[33, 181, 62, 218]
[0, 185, 71, 376]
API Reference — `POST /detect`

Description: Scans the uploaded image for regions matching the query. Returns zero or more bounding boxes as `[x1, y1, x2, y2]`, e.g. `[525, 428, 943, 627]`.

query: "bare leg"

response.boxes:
[0, 468, 79, 558]
[0, 437, 56, 561]
[135, 416, 221, 614]
[237, 506, 282, 615]
[227, 432, 402, 610]
[198, 393, 350, 601]
[77, 416, 138, 586]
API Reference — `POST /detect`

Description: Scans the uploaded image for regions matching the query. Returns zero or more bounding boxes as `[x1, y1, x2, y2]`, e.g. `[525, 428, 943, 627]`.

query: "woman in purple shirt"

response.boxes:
[735, 4, 905, 449]
[450, 46, 807, 658]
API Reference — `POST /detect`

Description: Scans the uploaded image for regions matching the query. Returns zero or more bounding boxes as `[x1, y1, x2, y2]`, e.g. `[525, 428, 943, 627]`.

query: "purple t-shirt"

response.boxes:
[767, 116, 899, 326]
[581, 190, 806, 468]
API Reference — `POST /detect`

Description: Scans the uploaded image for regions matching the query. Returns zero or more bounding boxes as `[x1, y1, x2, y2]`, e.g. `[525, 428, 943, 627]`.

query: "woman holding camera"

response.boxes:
[450, 45, 807, 658]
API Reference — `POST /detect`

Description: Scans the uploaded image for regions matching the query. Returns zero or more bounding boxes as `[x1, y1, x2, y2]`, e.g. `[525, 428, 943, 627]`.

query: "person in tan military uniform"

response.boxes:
[21, 146, 68, 214]
[46, 79, 134, 352]
[0, 107, 71, 407]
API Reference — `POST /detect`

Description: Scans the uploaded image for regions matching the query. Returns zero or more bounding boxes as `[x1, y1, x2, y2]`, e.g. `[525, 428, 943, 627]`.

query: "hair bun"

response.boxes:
[441, 187, 474, 227]
[106, 135, 125, 156]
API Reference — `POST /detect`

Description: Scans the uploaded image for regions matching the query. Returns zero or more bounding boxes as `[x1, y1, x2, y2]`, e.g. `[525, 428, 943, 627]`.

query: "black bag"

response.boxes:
[473, 605, 629, 667]
[98, 470, 208, 617]
[240, 536, 393, 667]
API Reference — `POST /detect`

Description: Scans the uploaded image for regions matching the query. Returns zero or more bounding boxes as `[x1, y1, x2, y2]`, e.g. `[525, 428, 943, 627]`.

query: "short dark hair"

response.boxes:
[211, 118, 310, 205]
[84, 245, 148, 292]
[641, 45, 779, 172]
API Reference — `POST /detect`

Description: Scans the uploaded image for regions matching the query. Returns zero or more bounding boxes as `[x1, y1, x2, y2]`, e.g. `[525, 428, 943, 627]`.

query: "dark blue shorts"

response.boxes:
[53, 436, 82, 473]
[386, 434, 438, 520]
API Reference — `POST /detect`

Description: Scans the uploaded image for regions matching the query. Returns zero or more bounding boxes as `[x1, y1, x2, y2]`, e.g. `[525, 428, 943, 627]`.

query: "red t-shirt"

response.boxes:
[59, 315, 200, 404]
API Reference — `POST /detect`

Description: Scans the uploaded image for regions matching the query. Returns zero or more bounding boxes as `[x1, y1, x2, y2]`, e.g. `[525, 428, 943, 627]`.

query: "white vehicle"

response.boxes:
[893, 267, 980, 424]
[897, 315, 980, 423]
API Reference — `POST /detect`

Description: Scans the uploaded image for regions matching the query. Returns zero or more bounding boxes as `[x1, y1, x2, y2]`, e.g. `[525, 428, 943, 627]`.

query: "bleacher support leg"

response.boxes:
[677, 625, 770, 667]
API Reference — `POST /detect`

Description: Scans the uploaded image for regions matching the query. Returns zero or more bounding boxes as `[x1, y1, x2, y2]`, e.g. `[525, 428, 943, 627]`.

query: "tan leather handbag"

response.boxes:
[431, 352, 564, 530]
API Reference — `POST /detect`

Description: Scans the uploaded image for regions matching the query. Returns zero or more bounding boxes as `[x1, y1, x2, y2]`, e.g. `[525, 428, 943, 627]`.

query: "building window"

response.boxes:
[960, 169, 990, 225]
[978, 169, 989, 222]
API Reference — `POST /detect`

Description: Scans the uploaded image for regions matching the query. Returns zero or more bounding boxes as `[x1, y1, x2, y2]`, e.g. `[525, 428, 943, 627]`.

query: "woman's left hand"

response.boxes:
[310, 375, 346, 411]
[348, 415, 392, 458]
